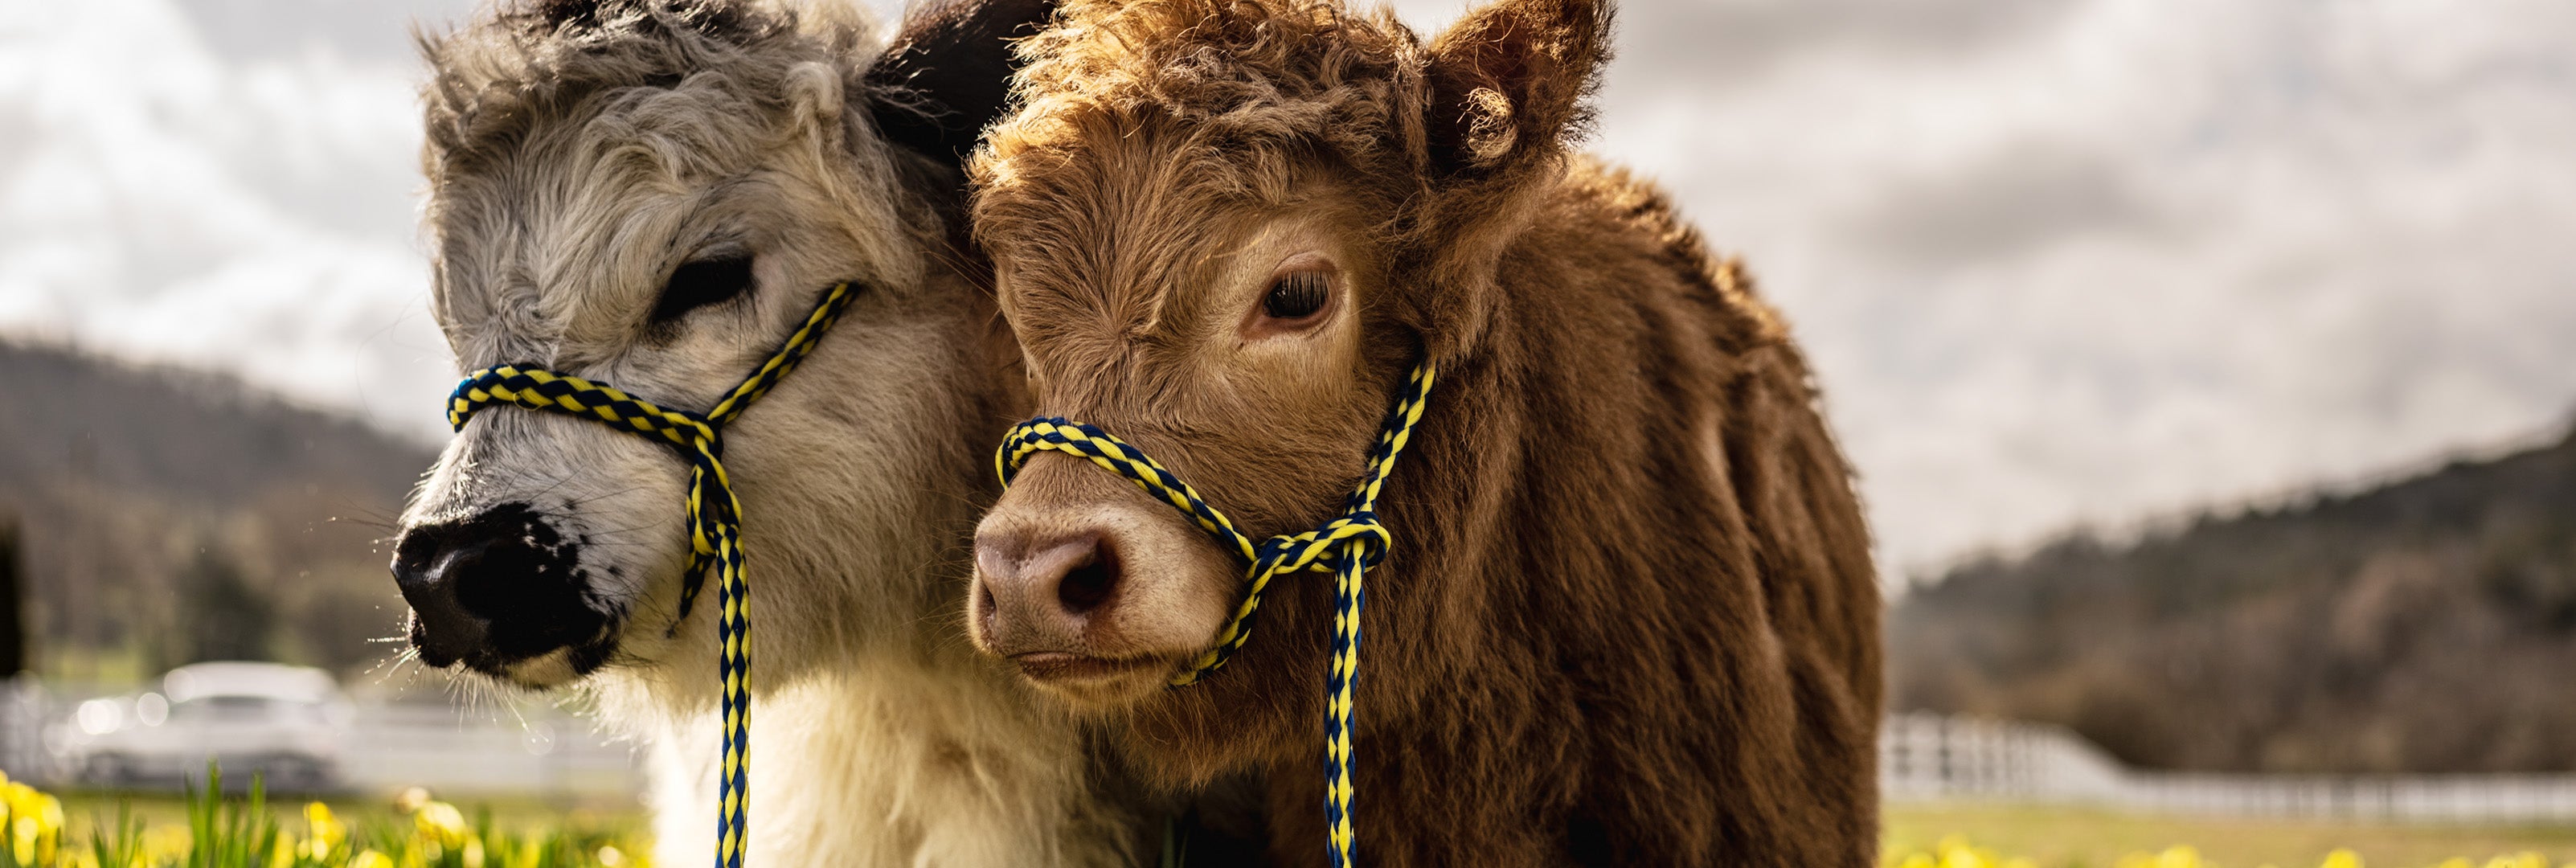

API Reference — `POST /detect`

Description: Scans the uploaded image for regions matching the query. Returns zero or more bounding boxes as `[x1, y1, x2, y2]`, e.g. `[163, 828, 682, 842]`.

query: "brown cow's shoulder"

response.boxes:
[1295, 153, 1882, 866]
[960, 0, 1885, 863]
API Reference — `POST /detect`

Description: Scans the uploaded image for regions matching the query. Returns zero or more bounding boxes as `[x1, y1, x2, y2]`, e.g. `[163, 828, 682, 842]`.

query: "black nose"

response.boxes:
[391, 503, 607, 672]
[394, 538, 493, 667]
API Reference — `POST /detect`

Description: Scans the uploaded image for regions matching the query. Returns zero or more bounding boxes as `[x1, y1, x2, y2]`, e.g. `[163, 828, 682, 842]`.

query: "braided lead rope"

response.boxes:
[995, 361, 1439, 868]
[446, 281, 858, 868]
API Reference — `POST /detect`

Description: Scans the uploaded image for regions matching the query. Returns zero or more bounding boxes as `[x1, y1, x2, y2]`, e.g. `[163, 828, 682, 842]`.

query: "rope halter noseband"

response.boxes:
[444, 280, 858, 868]
[995, 361, 1438, 868]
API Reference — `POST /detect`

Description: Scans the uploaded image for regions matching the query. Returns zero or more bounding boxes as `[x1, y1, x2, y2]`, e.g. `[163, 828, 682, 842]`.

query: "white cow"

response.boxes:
[391, 1, 1141, 864]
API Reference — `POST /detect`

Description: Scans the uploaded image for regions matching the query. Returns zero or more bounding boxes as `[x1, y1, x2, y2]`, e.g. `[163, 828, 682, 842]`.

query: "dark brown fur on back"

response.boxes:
[867, 0, 1059, 162]
[973, 0, 1882, 863]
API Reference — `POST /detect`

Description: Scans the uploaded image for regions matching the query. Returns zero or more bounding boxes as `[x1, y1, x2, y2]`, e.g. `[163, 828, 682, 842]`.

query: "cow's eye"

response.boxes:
[1262, 272, 1330, 321]
[649, 255, 756, 324]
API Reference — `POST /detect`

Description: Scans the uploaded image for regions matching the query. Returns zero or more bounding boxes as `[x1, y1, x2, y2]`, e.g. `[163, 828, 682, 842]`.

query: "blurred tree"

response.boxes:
[178, 547, 276, 665]
[1891, 424, 2576, 773]
[0, 514, 23, 674]
[0, 342, 430, 681]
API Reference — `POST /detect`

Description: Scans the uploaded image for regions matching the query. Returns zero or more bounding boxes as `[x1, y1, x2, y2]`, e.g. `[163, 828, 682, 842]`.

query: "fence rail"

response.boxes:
[1883, 712, 2576, 822]
[7, 680, 2571, 818]
[0, 678, 641, 799]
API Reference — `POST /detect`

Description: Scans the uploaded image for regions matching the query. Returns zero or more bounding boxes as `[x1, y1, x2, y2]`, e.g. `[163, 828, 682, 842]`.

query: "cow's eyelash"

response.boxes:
[1263, 272, 1330, 320]
[650, 255, 756, 325]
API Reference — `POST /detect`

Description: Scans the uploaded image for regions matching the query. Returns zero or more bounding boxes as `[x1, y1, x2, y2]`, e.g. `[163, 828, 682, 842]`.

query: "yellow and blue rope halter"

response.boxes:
[444, 280, 858, 868]
[996, 361, 1438, 868]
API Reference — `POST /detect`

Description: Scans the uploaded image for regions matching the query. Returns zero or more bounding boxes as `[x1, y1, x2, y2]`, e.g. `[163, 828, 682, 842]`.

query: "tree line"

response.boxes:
[1892, 423, 2576, 773]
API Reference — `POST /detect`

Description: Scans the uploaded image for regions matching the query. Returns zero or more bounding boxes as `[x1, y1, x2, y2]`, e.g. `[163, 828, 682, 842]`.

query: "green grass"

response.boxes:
[1886, 802, 2576, 867]
[47, 792, 640, 845]
[34, 777, 2576, 867]
[0, 764, 648, 868]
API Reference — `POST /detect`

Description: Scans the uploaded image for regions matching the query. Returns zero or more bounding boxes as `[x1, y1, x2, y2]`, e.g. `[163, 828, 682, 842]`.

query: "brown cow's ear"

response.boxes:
[1422, 0, 1612, 177]
[866, 0, 1057, 165]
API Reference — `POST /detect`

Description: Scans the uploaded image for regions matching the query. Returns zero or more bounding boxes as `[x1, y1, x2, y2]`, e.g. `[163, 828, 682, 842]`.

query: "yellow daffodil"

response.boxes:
[302, 800, 348, 860]
[415, 800, 471, 848]
[2157, 845, 2205, 868]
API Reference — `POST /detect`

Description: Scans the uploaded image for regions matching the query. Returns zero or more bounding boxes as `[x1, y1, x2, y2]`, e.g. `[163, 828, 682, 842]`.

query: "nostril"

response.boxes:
[431, 541, 491, 583]
[394, 539, 487, 667]
[974, 529, 1125, 642]
[1055, 542, 1120, 615]
[428, 540, 492, 602]
[392, 524, 441, 579]
[973, 579, 999, 633]
[390, 503, 603, 669]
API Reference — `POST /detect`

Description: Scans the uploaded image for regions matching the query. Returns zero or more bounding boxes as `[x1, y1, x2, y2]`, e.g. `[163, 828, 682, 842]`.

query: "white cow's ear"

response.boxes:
[864, 0, 1059, 165]
[1422, 0, 1612, 178]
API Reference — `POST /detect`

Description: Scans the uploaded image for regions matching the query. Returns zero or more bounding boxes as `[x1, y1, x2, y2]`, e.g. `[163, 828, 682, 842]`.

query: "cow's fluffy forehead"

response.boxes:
[969, 0, 1434, 379]
[416, 0, 895, 375]
[418, 0, 829, 179]
[423, 94, 777, 371]
[969, 0, 1428, 251]
[993, 0, 1417, 128]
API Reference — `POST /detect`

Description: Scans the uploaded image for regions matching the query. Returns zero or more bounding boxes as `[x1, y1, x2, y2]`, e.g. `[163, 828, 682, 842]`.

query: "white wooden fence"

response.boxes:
[341, 701, 641, 799]
[0, 678, 641, 799]
[1884, 712, 2576, 822]
[8, 679, 2574, 819]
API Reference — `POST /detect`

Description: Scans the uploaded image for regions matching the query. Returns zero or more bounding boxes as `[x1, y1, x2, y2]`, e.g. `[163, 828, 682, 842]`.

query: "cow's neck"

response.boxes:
[599, 520, 1136, 868]
[605, 205, 1128, 866]
[633, 654, 1132, 868]
[1299, 161, 1878, 864]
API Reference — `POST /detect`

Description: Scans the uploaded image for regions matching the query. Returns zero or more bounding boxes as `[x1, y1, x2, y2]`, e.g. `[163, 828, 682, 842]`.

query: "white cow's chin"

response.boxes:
[497, 647, 591, 690]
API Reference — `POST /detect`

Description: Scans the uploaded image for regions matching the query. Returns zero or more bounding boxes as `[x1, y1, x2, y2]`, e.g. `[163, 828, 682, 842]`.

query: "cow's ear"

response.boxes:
[1421, 0, 1611, 178]
[865, 0, 1056, 164]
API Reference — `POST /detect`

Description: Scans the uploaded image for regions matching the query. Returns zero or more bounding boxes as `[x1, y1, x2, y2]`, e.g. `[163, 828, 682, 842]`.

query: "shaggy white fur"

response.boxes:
[399, 2, 1137, 864]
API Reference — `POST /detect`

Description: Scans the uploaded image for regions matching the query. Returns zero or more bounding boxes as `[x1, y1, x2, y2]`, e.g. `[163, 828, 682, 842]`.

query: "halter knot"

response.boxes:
[440, 281, 858, 868]
[1251, 510, 1390, 578]
[993, 361, 1438, 868]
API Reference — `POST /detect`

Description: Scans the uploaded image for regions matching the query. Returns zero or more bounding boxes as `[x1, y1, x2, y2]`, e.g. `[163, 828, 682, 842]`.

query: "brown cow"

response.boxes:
[963, 0, 1882, 864]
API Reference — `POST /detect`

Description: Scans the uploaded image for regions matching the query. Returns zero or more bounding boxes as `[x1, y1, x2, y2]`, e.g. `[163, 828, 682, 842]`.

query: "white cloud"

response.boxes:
[1378, 0, 2576, 576]
[0, 0, 455, 438]
[5, 0, 2574, 579]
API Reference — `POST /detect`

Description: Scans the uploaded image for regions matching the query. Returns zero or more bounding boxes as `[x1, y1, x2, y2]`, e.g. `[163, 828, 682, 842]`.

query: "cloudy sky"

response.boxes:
[3, 0, 2572, 579]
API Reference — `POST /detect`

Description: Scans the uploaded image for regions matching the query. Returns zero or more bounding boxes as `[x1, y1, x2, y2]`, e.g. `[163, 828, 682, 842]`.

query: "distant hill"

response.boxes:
[1891, 424, 2576, 774]
[0, 340, 437, 679]
[0, 341, 430, 506]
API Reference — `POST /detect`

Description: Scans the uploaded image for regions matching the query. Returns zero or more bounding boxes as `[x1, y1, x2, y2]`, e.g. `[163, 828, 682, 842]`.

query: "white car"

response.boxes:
[59, 662, 353, 792]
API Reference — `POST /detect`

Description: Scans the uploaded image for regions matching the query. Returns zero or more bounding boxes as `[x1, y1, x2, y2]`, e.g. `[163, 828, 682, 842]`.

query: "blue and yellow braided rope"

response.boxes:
[997, 361, 1438, 868]
[446, 281, 858, 868]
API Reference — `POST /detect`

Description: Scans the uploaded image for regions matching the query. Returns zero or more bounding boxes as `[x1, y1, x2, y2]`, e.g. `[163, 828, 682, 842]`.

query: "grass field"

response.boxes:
[1887, 802, 2576, 867]
[12, 776, 648, 867]
[28, 785, 2576, 866]
[48, 790, 641, 841]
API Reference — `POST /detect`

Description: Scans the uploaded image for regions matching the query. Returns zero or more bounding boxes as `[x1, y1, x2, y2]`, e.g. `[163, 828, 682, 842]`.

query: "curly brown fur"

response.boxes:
[966, 0, 1880, 864]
